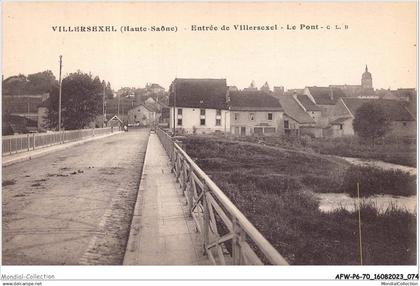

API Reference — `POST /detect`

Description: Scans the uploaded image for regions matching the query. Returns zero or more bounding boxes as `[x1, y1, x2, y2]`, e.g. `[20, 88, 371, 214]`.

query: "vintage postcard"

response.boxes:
[1, 1, 417, 284]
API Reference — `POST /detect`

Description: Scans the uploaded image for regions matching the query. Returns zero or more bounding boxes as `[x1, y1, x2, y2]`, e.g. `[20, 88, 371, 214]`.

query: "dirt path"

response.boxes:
[2, 129, 149, 265]
[338, 156, 416, 175]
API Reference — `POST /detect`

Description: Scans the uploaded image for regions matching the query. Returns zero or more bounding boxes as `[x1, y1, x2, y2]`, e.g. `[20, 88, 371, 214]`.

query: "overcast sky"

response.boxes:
[2, 2, 416, 91]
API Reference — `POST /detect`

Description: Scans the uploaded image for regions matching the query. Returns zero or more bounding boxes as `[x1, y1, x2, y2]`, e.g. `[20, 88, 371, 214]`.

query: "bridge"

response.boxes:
[2, 127, 288, 265]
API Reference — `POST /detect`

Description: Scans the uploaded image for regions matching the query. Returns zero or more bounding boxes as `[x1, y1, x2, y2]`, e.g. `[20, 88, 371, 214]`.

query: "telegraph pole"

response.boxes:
[58, 55, 63, 132]
[172, 81, 176, 137]
[102, 82, 106, 127]
[117, 92, 120, 117]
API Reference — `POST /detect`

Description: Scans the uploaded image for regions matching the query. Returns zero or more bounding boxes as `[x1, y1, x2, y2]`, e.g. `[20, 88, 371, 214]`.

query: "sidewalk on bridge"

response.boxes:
[2, 131, 123, 167]
[124, 133, 209, 265]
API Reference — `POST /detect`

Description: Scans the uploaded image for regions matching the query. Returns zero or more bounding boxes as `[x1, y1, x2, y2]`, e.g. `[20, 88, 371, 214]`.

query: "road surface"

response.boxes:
[2, 129, 149, 265]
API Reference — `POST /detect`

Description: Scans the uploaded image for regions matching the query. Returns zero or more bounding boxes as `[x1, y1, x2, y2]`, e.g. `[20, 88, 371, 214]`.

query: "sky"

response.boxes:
[2, 2, 417, 91]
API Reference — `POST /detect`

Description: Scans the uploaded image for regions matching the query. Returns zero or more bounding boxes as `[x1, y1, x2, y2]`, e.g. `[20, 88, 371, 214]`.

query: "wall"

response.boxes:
[388, 121, 416, 137]
[169, 107, 229, 134]
[128, 105, 157, 126]
[37, 107, 48, 131]
[300, 126, 323, 138]
[230, 110, 283, 136]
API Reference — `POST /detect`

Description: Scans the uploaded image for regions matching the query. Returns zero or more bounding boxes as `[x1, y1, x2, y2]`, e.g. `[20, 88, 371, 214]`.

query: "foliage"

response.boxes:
[339, 166, 416, 197]
[2, 116, 14, 135]
[105, 81, 114, 99]
[47, 71, 103, 130]
[2, 70, 57, 95]
[353, 103, 390, 143]
[181, 137, 416, 265]
[116, 87, 136, 97]
[244, 135, 416, 167]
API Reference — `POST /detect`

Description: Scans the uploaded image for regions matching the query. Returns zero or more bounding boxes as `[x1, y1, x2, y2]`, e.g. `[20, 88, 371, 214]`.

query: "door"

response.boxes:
[240, 127, 246, 136]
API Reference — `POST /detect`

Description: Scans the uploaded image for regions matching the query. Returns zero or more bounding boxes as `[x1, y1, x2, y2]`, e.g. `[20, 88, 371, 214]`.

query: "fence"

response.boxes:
[2, 127, 114, 156]
[156, 128, 288, 265]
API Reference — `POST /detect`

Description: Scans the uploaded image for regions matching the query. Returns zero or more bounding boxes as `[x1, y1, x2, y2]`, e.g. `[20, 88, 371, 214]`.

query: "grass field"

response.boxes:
[239, 135, 416, 167]
[180, 136, 417, 265]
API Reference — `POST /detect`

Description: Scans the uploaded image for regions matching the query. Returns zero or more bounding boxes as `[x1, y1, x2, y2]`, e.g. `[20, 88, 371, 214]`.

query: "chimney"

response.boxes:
[329, 86, 334, 101]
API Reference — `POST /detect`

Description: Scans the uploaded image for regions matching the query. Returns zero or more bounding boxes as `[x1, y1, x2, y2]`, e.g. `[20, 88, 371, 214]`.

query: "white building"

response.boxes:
[169, 78, 230, 134]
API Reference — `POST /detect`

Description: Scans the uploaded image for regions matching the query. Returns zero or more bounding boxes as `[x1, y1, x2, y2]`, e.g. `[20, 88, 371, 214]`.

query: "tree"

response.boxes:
[105, 81, 114, 99]
[2, 74, 28, 95]
[116, 87, 135, 97]
[2, 70, 57, 95]
[353, 102, 390, 144]
[26, 70, 57, 94]
[47, 71, 102, 130]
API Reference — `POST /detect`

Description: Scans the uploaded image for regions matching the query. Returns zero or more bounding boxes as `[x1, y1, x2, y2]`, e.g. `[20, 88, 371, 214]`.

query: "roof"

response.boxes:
[342, 98, 415, 121]
[296, 94, 322, 111]
[2, 95, 45, 114]
[330, 117, 352, 124]
[278, 96, 315, 124]
[128, 103, 160, 113]
[109, 115, 123, 123]
[228, 91, 283, 111]
[148, 83, 165, 90]
[169, 78, 228, 110]
[306, 87, 346, 105]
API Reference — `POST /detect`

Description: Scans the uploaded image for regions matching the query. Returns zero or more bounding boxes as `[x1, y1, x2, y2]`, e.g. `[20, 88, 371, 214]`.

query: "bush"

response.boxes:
[340, 166, 416, 197]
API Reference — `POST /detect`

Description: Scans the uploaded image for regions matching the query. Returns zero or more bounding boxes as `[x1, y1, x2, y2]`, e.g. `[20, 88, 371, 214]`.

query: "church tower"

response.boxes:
[361, 65, 373, 91]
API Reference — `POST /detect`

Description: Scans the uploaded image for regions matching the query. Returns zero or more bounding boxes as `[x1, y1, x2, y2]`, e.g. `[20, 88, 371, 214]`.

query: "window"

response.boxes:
[177, 108, 183, 115]
[264, 127, 276, 134]
[216, 119, 221, 126]
[134, 115, 137, 119]
[339, 124, 343, 130]
[403, 122, 407, 127]
[200, 119, 206, 126]
[177, 119, 182, 126]
[254, 127, 263, 135]
[268, 113, 273, 120]
[216, 109, 221, 116]
[200, 109, 206, 116]
[284, 120, 289, 129]
[234, 113, 240, 121]
[249, 113, 255, 121]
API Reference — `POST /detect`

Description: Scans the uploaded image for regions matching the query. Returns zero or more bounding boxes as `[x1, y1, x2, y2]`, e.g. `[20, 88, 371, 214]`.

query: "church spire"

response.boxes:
[365, 65, 368, 72]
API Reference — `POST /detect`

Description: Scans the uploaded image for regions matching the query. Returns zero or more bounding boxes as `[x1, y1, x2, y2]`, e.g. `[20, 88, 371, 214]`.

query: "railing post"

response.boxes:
[232, 217, 245, 265]
[33, 133, 36, 150]
[9, 139, 12, 155]
[27, 134, 30, 151]
[202, 183, 210, 255]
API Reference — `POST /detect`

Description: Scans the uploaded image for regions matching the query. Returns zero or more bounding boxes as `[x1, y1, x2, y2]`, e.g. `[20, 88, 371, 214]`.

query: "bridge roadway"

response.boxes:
[3, 129, 149, 265]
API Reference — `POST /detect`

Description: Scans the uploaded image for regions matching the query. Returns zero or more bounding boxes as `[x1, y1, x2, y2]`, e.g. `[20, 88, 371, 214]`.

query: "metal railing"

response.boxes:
[2, 127, 114, 156]
[157, 128, 288, 265]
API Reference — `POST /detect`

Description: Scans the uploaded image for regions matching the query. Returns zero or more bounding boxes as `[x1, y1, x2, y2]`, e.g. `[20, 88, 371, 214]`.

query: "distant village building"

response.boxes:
[330, 98, 415, 137]
[127, 103, 160, 127]
[243, 80, 258, 92]
[330, 65, 377, 98]
[260, 82, 271, 93]
[273, 86, 285, 96]
[229, 91, 283, 136]
[301, 86, 345, 127]
[361, 65, 374, 94]
[146, 83, 165, 95]
[2, 93, 49, 133]
[277, 94, 318, 136]
[169, 78, 230, 134]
